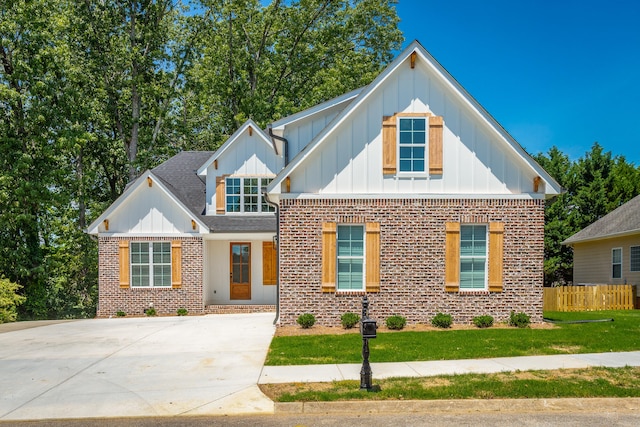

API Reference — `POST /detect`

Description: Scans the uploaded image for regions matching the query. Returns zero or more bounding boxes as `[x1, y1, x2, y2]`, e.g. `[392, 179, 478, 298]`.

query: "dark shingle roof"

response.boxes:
[151, 151, 276, 233]
[563, 194, 640, 245]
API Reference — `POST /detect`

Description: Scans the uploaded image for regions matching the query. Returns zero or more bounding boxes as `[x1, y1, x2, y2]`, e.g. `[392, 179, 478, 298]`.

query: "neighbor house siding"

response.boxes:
[278, 198, 544, 326]
[97, 236, 204, 317]
[573, 234, 640, 285]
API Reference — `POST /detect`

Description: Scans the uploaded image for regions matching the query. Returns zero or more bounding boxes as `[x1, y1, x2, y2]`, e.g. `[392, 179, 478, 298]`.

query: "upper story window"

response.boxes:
[398, 117, 426, 173]
[225, 177, 275, 213]
[131, 242, 171, 287]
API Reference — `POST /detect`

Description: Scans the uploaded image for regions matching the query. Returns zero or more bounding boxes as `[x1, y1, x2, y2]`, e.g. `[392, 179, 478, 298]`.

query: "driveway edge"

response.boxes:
[275, 397, 640, 415]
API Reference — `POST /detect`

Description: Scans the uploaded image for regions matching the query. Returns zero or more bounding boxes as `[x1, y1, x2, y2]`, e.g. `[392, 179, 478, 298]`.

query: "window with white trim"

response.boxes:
[612, 247, 622, 279]
[398, 117, 426, 172]
[460, 225, 487, 290]
[225, 177, 275, 213]
[337, 225, 364, 291]
[631, 246, 640, 272]
[131, 242, 171, 287]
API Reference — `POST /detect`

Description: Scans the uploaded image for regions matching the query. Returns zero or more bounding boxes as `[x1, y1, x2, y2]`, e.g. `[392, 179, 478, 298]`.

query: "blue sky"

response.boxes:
[395, 0, 640, 165]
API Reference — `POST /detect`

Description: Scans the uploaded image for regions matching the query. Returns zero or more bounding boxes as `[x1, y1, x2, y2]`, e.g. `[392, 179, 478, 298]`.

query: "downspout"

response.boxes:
[263, 188, 280, 325]
[268, 125, 289, 166]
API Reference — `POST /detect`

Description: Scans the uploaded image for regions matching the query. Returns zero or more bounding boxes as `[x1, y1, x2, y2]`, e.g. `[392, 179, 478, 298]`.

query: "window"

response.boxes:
[631, 246, 640, 272]
[398, 117, 426, 172]
[225, 177, 275, 213]
[612, 248, 622, 279]
[337, 225, 364, 291]
[130, 242, 171, 287]
[460, 225, 487, 290]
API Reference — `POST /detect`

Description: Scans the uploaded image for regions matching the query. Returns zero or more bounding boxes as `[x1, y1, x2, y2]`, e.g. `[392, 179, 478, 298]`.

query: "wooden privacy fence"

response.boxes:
[543, 284, 637, 312]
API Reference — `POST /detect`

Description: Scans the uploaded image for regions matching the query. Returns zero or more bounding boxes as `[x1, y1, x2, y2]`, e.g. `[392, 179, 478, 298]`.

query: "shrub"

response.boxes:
[341, 312, 360, 329]
[145, 307, 157, 317]
[385, 315, 407, 330]
[473, 315, 494, 328]
[297, 313, 316, 329]
[0, 277, 26, 324]
[116, 311, 126, 317]
[508, 311, 531, 328]
[177, 308, 188, 316]
[431, 312, 453, 328]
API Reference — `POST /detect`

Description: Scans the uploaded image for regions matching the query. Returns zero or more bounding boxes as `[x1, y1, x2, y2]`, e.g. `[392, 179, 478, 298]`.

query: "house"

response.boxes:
[563, 194, 640, 288]
[88, 40, 562, 324]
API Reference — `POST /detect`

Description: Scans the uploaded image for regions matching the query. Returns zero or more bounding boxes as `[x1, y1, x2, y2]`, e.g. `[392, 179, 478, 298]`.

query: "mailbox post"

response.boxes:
[360, 295, 377, 390]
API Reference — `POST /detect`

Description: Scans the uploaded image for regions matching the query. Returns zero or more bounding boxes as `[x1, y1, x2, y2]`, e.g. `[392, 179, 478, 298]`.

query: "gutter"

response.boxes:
[262, 187, 280, 326]
[267, 125, 289, 166]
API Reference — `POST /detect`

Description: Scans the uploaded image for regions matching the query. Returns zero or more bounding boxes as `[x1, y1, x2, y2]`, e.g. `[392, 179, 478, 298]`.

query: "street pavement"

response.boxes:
[2, 315, 640, 422]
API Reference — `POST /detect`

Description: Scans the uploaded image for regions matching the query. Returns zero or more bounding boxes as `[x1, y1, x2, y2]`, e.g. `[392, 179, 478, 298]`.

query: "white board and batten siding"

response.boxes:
[204, 130, 283, 215]
[286, 57, 539, 197]
[104, 180, 196, 234]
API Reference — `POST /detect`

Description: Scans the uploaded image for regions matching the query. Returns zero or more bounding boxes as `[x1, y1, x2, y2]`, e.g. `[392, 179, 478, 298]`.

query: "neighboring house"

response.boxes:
[563, 194, 640, 287]
[88, 40, 562, 324]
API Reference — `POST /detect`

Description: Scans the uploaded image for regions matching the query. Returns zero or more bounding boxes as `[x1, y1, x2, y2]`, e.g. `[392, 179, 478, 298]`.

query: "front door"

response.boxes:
[230, 243, 251, 300]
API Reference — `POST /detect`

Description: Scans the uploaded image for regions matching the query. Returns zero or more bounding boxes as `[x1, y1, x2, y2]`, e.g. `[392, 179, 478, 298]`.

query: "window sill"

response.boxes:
[458, 289, 490, 296]
[335, 290, 367, 296]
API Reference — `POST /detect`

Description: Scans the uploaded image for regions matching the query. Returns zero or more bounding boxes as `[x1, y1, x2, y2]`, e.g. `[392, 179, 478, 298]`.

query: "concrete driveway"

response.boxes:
[0, 313, 276, 421]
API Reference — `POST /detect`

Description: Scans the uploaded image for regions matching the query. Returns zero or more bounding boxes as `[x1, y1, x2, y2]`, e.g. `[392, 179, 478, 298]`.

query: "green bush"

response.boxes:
[0, 277, 26, 324]
[385, 315, 407, 330]
[177, 308, 188, 316]
[473, 315, 494, 328]
[508, 311, 531, 328]
[297, 313, 316, 329]
[116, 310, 126, 317]
[431, 312, 453, 328]
[145, 307, 157, 317]
[340, 312, 360, 329]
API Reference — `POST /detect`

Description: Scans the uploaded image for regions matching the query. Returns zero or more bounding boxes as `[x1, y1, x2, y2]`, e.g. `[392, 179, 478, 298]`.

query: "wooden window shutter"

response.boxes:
[216, 176, 225, 214]
[321, 222, 336, 292]
[171, 240, 182, 288]
[444, 223, 460, 292]
[382, 115, 397, 175]
[262, 241, 277, 285]
[365, 222, 380, 293]
[119, 240, 130, 288]
[429, 116, 443, 175]
[488, 222, 504, 292]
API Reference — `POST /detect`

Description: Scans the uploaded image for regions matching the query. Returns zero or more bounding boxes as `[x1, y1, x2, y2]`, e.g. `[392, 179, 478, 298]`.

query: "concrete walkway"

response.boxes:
[259, 351, 640, 384]
[0, 314, 276, 421]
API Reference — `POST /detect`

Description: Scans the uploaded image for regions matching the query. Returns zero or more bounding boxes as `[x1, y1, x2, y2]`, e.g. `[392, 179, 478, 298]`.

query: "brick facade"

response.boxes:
[97, 236, 204, 317]
[278, 198, 545, 326]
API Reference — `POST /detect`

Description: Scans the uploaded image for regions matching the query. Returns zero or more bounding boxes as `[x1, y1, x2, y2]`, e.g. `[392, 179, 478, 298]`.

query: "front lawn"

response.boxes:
[265, 310, 640, 366]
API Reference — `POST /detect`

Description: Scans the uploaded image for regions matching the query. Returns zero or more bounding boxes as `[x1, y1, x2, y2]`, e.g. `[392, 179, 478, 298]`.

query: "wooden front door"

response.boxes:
[230, 243, 251, 300]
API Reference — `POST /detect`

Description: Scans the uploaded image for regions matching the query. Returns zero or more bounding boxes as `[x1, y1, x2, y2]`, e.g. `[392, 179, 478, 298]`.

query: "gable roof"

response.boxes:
[88, 151, 276, 234]
[563, 194, 640, 245]
[267, 39, 563, 198]
[197, 119, 274, 176]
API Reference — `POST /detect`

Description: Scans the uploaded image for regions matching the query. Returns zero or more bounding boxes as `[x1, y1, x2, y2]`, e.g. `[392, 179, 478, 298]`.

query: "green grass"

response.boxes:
[259, 366, 640, 402]
[266, 310, 640, 366]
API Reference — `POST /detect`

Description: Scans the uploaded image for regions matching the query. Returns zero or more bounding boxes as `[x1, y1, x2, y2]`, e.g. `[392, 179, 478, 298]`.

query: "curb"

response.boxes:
[275, 397, 640, 415]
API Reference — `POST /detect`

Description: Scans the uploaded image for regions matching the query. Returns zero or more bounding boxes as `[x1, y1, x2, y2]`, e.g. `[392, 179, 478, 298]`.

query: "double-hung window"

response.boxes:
[631, 246, 640, 272]
[460, 225, 487, 290]
[398, 117, 426, 173]
[225, 177, 275, 213]
[131, 242, 171, 287]
[336, 225, 364, 291]
[612, 248, 622, 279]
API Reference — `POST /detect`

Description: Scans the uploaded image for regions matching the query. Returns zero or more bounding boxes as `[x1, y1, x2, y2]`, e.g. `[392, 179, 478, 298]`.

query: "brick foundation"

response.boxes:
[278, 198, 545, 326]
[97, 236, 204, 317]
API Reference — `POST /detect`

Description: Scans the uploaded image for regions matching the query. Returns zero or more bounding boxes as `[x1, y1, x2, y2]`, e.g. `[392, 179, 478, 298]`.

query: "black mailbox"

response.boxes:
[361, 317, 377, 339]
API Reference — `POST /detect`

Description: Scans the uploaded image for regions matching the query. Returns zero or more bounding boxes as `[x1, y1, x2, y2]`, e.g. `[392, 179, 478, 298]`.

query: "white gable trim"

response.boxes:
[197, 119, 275, 176]
[86, 170, 209, 235]
[267, 40, 562, 197]
[270, 87, 363, 130]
